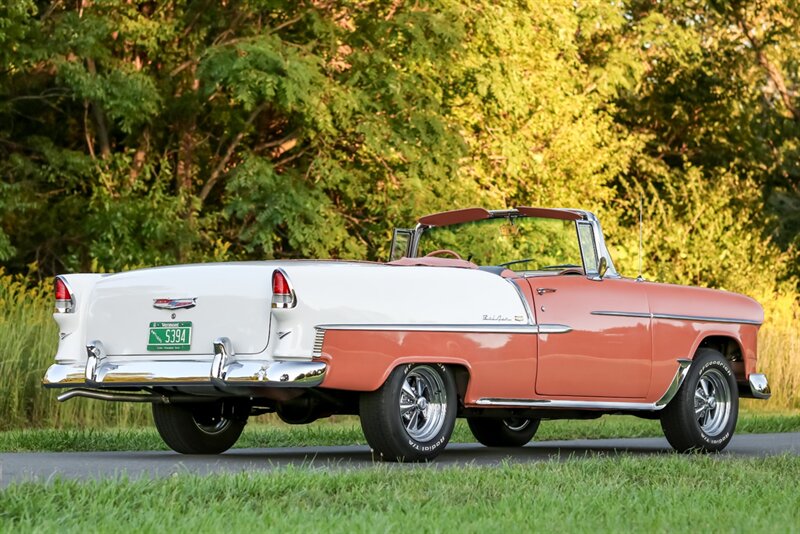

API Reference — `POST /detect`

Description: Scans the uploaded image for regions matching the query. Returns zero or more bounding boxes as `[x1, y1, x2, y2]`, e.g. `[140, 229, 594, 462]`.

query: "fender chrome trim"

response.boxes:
[506, 279, 535, 325]
[591, 310, 762, 326]
[477, 358, 692, 412]
[654, 358, 692, 406]
[315, 323, 572, 335]
[590, 311, 651, 319]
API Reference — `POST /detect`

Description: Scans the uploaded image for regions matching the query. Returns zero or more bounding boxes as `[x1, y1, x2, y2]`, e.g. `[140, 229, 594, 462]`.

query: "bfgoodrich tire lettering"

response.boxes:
[660, 348, 738, 453]
[152, 402, 246, 454]
[359, 363, 457, 462]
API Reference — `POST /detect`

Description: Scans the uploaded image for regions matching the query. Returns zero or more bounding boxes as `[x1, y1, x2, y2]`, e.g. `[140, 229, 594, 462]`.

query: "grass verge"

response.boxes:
[1, 412, 797, 452]
[1, 455, 799, 531]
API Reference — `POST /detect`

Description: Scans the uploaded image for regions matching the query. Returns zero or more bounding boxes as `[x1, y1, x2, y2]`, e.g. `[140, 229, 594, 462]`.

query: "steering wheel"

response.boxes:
[424, 249, 463, 260]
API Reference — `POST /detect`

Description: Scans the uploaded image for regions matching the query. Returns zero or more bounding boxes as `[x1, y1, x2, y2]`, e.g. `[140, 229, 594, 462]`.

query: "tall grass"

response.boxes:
[0, 272, 149, 429]
[0, 270, 797, 430]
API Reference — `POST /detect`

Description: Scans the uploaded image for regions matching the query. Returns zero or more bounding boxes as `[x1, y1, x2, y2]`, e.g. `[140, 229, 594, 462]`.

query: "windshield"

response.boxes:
[417, 217, 585, 272]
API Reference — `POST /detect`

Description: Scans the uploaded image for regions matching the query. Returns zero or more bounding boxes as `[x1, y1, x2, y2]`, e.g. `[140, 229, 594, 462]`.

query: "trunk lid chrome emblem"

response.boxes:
[153, 298, 197, 310]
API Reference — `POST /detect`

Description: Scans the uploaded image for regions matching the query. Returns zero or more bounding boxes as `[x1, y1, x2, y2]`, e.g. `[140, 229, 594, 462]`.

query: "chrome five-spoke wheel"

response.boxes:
[360, 363, 457, 462]
[399, 365, 448, 442]
[694, 368, 732, 436]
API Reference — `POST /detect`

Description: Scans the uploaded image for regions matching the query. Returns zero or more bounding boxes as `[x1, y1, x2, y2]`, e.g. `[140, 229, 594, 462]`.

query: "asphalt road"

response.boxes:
[1, 432, 798, 487]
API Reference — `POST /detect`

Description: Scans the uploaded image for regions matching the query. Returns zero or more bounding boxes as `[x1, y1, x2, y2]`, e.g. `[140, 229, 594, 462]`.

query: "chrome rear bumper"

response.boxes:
[43, 337, 326, 391]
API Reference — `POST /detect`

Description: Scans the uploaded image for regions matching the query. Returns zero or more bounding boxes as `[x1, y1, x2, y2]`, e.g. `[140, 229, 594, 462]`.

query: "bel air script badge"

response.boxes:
[482, 314, 513, 322]
[153, 297, 197, 310]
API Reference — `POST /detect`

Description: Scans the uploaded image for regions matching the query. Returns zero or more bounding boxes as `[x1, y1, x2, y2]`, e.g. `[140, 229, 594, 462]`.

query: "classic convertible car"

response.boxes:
[44, 207, 770, 461]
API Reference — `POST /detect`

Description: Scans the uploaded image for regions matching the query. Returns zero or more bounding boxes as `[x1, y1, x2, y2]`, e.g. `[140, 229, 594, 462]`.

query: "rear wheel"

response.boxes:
[152, 401, 247, 454]
[360, 363, 457, 462]
[660, 349, 738, 452]
[467, 417, 540, 447]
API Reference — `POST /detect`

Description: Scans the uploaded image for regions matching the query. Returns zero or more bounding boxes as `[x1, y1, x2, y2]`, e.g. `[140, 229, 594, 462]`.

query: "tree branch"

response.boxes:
[198, 104, 266, 204]
[86, 58, 111, 158]
[735, 11, 799, 122]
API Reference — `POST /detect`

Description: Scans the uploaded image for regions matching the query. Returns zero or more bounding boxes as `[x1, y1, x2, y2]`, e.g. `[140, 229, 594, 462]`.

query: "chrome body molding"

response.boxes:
[747, 373, 771, 399]
[590, 310, 651, 319]
[537, 324, 573, 334]
[591, 310, 762, 326]
[314, 323, 574, 335]
[476, 359, 692, 412]
[653, 312, 762, 326]
[506, 279, 535, 325]
[43, 337, 327, 392]
[475, 398, 661, 411]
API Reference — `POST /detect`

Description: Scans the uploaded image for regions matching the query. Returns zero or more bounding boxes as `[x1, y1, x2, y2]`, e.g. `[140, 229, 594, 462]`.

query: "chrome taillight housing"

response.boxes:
[54, 276, 75, 313]
[271, 268, 296, 309]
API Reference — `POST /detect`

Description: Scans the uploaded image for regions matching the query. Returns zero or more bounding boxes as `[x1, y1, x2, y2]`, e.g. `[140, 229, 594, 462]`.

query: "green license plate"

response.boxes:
[147, 321, 192, 351]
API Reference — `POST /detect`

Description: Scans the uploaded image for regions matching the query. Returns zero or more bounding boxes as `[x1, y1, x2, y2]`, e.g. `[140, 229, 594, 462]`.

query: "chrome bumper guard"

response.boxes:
[747, 373, 771, 400]
[43, 337, 327, 390]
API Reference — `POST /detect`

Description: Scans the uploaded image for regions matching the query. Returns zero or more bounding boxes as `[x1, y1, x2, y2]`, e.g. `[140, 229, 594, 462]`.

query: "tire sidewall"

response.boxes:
[682, 353, 739, 448]
[500, 418, 540, 443]
[386, 363, 457, 459]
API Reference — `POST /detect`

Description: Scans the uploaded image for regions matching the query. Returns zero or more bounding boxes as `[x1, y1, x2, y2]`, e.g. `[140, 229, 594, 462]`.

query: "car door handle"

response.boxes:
[536, 288, 557, 295]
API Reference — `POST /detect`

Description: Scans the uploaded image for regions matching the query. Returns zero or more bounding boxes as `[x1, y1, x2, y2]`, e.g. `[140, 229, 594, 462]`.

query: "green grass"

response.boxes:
[2, 456, 799, 531]
[1, 412, 797, 452]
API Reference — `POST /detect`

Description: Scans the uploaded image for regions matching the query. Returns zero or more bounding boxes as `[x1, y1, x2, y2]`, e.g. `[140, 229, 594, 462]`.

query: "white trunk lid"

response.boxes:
[85, 263, 273, 356]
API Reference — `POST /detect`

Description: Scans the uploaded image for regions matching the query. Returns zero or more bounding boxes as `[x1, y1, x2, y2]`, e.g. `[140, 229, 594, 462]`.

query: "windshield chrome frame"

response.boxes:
[405, 208, 619, 278]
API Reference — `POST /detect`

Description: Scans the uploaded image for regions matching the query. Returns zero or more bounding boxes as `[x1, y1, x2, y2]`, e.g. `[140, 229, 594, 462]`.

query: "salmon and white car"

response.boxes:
[43, 207, 770, 461]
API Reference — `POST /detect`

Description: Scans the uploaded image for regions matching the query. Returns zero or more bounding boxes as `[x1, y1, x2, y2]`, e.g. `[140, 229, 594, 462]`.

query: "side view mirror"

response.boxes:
[598, 256, 608, 279]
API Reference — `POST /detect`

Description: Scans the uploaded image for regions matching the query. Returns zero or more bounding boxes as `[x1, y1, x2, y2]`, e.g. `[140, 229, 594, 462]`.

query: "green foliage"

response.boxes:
[1, 0, 797, 289]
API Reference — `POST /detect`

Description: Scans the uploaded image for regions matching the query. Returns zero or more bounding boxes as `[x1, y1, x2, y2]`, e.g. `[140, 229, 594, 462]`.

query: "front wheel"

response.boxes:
[360, 363, 457, 462]
[660, 349, 738, 453]
[152, 401, 247, 454]
[467, 417, 540, 447]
